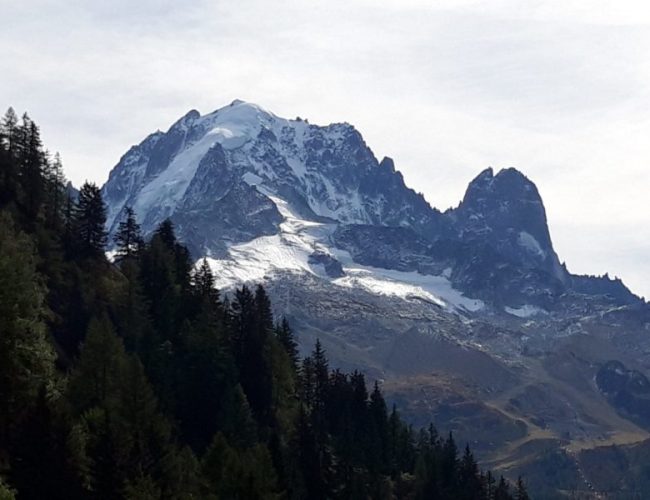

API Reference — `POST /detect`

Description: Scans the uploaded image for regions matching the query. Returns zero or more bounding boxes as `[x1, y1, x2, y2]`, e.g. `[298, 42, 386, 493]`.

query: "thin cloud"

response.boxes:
[1, 0, 648, 297]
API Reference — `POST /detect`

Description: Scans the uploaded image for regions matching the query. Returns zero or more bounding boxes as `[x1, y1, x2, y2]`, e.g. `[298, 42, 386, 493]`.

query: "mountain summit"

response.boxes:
[102, 101, 638, 310]
[103, 100, 437, 257]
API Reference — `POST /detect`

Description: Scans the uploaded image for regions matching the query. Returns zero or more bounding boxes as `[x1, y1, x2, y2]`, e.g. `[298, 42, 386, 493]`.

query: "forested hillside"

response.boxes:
[0, 108, 527, 499]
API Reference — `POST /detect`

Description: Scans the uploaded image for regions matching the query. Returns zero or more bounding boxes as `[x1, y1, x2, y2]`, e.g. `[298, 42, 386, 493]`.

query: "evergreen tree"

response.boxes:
[0, 212, 56, 447]
[176, 313, 237, 452]
[114, 206, 143, 262]
[459, 444, 483, 499]
[159, 445, 201, 499]
[368, 381, 390, 475]
[67, 316, 127, 413]
[74, 182, 107, 257]
[15, 113, 31, 158]
[115, 355, 174, 481]
[516, 476, 530, 500]
[388, 404, 401, 476]
[1, 107, 19, 156]
[440, 431, 458, 493]
[138, 218, 193, 347]
[231, 283, 255, 359]
[267, 334, 297, 435]
[485, 470, 496, 499]
[299, 355, 316, 407]
[0, 478, 14, 500]
[113, 258, 151, 354]
[202, 433, 279, 499]
[0, 108, 20, 207]
[123, 473, 160, 500]
[276, 317, 299, 371]
[63, 193, 76, 254]
[294, 405, 330, 500]
[193, 257, 216, 299]
[139, 229, 180, 343]
[231, 285, 273, 426]
[311, 339, 329, 432]
[9, 387, 85, 500]
[20, 117, 45, 220]
[349, 370, 368, 446]
[217, 384, 258, 450]
[67, 317, 178, 497]
[254, 284, 274, 336]
[495, 475, 512, 500]
[44, 152, 67, 226]
[154, 218, 176, 250]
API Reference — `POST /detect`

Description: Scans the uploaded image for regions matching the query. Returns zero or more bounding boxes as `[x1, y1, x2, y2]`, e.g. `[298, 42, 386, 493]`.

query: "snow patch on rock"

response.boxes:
[505, 305, 547, 318]
[242, 172, 263, 186]
[518, 231, 546, 259]
[206, 195, 483, 313]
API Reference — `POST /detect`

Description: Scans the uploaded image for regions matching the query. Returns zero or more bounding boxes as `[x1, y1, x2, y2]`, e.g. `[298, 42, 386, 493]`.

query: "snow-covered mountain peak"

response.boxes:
[169, 109, 201, 132]
[202, 100, 277, 131]
[102, 101, 437, 244]
[101, 101, 642, 314]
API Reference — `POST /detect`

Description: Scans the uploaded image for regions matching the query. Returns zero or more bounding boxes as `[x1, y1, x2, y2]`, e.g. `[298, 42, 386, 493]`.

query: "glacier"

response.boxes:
[207, 193, 483, 313]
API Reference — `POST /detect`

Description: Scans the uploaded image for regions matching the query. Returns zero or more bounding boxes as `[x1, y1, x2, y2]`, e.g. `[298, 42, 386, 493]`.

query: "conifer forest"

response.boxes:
[0, 109, 528, 499]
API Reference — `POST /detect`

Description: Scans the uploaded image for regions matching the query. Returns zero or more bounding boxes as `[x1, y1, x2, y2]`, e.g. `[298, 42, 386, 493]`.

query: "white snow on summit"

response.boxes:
[206, 195, 332, 286]
[518, 231, 546, 259]
[133, 129, 222, 221]
[206, 194, 484, 313]
[131, 102, 292, 222]
[106, 99, 382, 234]
[504, 304, 547, 318]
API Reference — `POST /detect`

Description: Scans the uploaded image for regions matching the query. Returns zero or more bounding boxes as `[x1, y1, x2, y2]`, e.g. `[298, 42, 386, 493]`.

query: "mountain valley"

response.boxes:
[102, 100, 650, 497]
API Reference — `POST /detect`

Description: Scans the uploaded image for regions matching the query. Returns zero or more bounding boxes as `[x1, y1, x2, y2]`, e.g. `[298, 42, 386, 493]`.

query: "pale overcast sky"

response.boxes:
[2, 0, 649, 298]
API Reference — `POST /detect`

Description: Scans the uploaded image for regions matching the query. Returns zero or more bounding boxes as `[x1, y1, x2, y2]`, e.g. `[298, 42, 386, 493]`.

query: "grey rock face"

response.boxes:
[102, 130, 165, 233]
[448, 167, 565, 281]
[308, 252, 345, 278]
[332, 224, 445, 275]
[102, 101, 641, 310]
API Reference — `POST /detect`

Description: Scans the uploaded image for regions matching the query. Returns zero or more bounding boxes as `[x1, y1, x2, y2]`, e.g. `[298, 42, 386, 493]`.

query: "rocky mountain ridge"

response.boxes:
[103, 100, 639, 310]
[102, 100, 650, 496]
